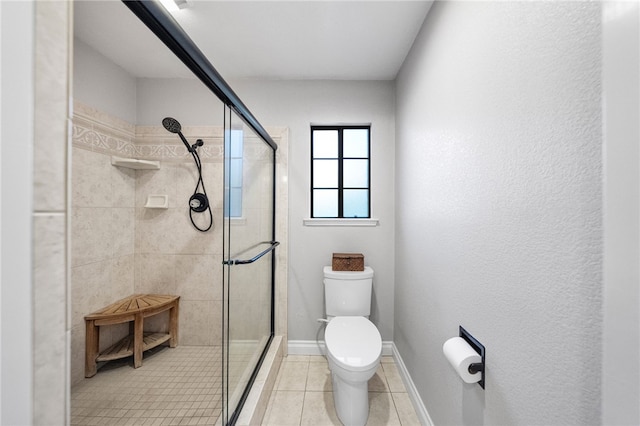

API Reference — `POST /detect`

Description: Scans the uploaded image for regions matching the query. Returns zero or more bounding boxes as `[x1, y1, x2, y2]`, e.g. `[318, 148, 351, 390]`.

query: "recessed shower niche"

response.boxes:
[70, 1, 288, 424]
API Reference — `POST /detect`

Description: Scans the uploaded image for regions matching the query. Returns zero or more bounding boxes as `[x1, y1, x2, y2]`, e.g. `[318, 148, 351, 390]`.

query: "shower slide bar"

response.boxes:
[224, 241, 280, 265]
[122, 0, 277, 152]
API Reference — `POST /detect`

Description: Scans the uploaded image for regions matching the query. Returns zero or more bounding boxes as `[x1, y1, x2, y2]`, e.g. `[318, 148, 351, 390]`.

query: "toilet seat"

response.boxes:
[325, 316, 382, 372]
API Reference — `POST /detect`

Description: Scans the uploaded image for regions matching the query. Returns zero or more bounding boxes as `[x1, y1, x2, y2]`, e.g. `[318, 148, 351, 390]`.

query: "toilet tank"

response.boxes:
[323, 266, 374, 317]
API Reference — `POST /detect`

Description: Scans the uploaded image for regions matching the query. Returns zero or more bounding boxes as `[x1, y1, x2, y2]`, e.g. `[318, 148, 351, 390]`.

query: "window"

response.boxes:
[311, 125, 370, 218]
[224, 129, 243, 218]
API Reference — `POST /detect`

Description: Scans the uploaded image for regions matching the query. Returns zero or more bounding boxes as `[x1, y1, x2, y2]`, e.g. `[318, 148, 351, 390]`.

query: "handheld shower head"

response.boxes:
[162, 117, 192, 152]
[162, 117, 182, 134]
[161, 117, 212, 232]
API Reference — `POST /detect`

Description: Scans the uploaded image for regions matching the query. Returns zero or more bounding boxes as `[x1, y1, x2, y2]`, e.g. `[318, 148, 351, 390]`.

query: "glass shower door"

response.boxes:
[221, 107, 276, 424]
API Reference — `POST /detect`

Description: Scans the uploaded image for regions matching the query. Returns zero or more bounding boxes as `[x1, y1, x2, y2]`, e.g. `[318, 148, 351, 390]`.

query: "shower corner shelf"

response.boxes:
[111, 155, 160, 170]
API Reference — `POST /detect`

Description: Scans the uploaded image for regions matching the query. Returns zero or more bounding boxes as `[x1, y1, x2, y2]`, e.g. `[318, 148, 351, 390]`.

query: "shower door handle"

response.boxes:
[224, 241, 280, 265]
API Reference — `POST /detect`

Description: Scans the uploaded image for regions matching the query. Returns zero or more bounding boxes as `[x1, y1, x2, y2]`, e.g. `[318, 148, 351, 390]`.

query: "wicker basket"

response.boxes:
[332, 253, 365, 271]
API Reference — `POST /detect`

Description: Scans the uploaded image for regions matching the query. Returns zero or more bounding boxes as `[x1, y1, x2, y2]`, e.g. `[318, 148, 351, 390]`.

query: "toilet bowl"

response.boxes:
[325, 315, 382, 426]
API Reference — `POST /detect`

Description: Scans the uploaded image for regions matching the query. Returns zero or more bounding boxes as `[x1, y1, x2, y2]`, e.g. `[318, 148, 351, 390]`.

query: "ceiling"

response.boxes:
[74, 0, 433, 81]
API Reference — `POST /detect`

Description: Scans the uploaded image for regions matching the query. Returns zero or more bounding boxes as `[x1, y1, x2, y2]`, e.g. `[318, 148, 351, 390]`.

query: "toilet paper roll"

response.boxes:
[443, 337, 482, 383]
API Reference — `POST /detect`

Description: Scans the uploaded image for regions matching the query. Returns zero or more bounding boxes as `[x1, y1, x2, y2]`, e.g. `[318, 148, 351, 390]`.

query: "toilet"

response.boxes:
[323, 266, 382, 426]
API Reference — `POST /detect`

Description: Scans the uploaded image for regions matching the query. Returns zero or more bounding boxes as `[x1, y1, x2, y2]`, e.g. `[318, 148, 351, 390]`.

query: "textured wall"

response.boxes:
[395, 2, 602, 424]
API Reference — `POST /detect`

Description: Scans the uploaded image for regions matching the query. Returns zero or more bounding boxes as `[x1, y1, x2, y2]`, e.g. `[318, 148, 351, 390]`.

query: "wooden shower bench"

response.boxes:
[85, 294, 180, 378]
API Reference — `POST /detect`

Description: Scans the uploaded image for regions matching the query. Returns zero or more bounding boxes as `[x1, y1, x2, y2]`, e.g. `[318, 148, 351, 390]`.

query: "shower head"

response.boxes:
[162, 117, 192, 152]
[162, 117, 182, 134]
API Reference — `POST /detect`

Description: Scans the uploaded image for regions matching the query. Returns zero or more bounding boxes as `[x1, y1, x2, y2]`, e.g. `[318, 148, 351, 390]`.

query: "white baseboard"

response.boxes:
[287, 340, 433, 426]
[287, 340, 394, 356]
[287, 339, 325, 356]
[391, 342, 434, 426]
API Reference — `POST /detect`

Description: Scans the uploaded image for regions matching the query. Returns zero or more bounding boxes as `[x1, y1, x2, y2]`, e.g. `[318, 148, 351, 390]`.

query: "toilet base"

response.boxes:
[331, 371, 369, 426]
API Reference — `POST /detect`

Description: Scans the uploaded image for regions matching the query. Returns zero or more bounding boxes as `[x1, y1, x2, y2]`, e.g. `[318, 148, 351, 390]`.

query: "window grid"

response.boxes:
[311, 125, 370, 218]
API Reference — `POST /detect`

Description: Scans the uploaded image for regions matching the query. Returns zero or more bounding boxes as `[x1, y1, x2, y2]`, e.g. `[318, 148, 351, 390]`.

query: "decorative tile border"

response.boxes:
[72, 101, 285, 163]
[72, 124, 138, 157]
[72, 101, 138, 158]
[134, 124, 224, 162]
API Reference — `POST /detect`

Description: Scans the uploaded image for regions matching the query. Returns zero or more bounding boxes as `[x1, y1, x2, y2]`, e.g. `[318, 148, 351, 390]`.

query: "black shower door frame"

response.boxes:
[122, 2, 278, 424]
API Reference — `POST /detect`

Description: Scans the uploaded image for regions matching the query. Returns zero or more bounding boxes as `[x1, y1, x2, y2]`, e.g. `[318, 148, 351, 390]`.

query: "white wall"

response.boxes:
[136, 78, 224, 126]
[228, 80, 396, 342]
[136, 79, 396, 341]
[395, 2, 602, 424]
[1, 2, 34, 424]
[73, 38, 137, 123]
[602, 1, 640, 424]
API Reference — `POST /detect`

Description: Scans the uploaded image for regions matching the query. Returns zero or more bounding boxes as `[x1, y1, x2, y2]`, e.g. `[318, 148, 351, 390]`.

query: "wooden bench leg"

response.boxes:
[85, 320, 99, 378]
[134, 312, 143, 368]
[169, 301, 179, 348]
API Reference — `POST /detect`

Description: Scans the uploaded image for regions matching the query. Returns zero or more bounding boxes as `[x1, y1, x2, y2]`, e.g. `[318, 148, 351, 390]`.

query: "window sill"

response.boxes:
[303, 218, 379, 227]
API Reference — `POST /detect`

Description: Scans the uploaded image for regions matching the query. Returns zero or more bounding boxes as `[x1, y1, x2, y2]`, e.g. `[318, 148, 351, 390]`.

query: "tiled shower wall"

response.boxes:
[70, 102, 289, 386]
[70, 103, 140, 385]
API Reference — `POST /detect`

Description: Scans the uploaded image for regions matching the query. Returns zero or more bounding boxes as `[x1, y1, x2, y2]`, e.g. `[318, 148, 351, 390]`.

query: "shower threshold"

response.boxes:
[230, 335, 283, 426]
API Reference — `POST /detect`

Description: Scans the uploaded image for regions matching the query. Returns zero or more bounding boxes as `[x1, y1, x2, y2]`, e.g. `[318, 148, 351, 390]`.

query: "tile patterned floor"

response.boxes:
[263, 355, 421, 426]
[71, 348, 421, 425]
[71, 346, 223, 425]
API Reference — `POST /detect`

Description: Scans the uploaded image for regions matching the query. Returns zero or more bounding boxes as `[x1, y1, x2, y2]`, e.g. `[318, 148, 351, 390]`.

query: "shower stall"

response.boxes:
[70, 1, 282, 424]
[125, 3, 280, 423]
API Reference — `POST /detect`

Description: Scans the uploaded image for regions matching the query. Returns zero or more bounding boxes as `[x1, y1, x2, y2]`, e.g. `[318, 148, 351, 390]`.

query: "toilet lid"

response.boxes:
[325, 316, 382, 371]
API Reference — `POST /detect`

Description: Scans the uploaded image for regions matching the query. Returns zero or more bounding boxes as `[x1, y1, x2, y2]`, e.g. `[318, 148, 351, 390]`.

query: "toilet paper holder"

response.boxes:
[459, 326, 485, 389]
